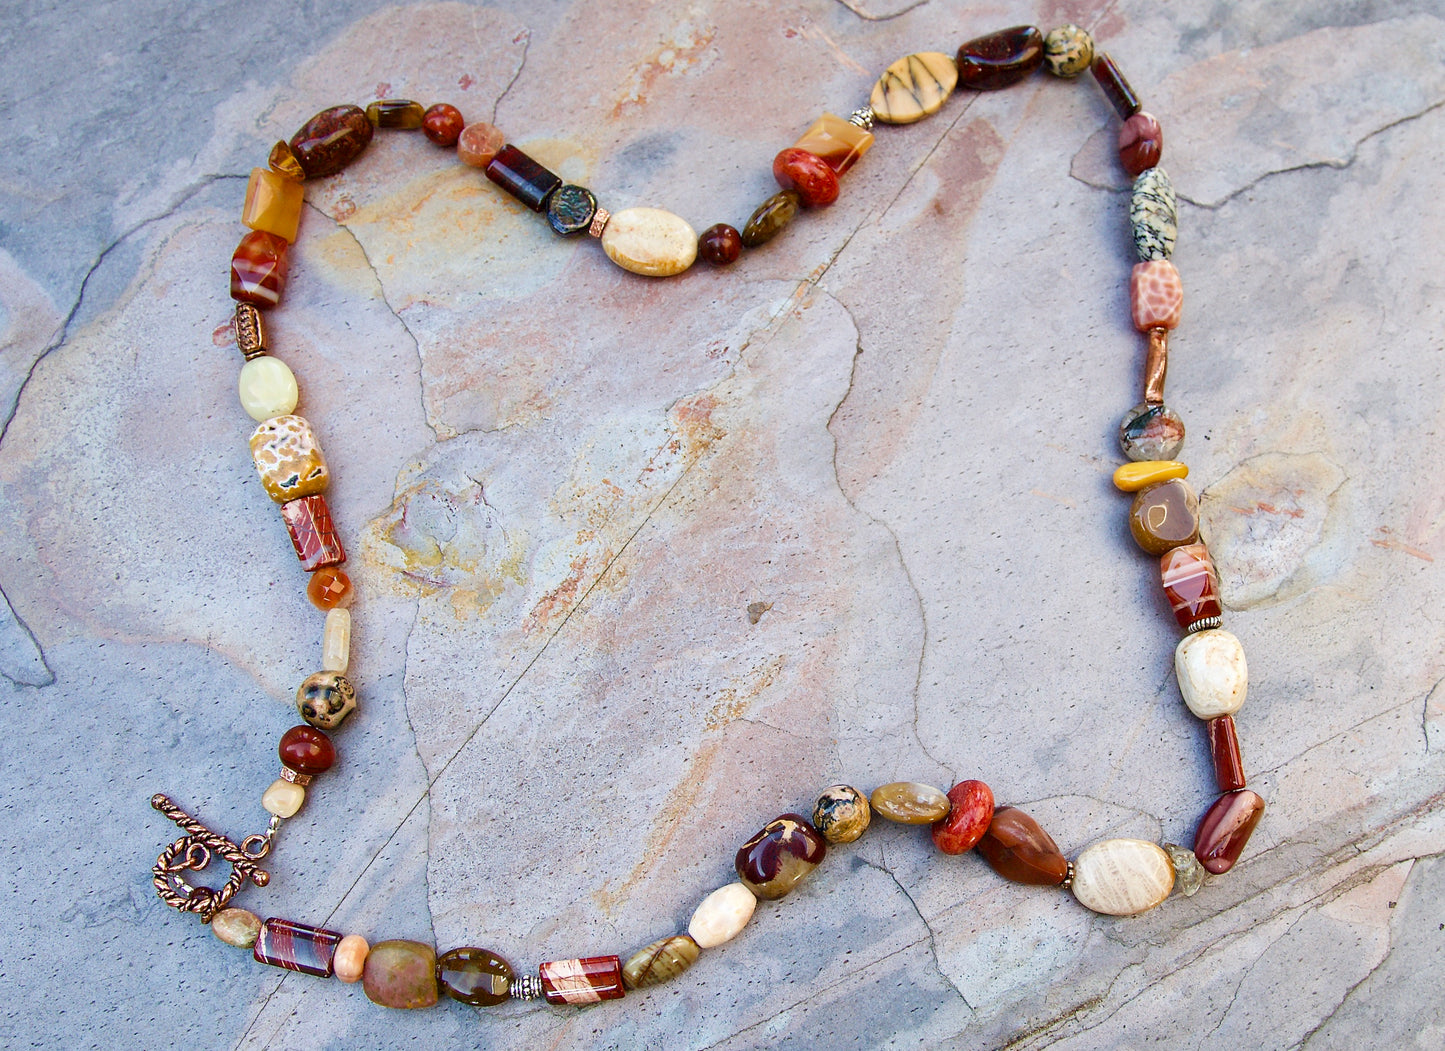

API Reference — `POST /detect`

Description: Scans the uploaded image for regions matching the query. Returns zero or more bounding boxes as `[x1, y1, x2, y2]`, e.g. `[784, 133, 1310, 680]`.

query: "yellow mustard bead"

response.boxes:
[262, 778, 305, 818]
[238, 355, 299, 421]
[1112, 459, 1188, 492]
[242, 167, 305, 243]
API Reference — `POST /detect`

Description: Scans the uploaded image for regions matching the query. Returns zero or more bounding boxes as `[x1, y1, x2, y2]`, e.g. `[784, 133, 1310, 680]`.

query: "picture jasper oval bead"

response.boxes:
[812, 785, 871, 844]
[931, 779, 994, 855]
[363, 939, 438, 1009]
[1175, 629, 1248, 719]
[869, 52, 958, 124]
[437, 947, 513, 1005]
[600, 206, 698, 276]
[622, 935, 699, 990]
[741, 189, 801, 248]
[1128, 478, 1200, 555]
[1071, 839, 1174, 916]
[976, 806, 1069, 885]
[956, 26, 1044, 91]
[735, 813, 826, 899]
[1194, 789, 1265, 874]
[870, 781, 950, 824]
[289, 105, 373, 179]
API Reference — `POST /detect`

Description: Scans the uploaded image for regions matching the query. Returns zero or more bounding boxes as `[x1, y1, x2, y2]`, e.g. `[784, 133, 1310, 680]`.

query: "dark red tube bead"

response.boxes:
[484, 144, 562, 212]
[1092, 53, 1142, 119]
[422, 104, 466, 147]
[1206, 715, 1246, 792]
[279, 725, 336, 775]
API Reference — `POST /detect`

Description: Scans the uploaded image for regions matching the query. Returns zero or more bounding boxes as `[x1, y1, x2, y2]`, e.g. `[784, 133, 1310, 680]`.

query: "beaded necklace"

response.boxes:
[151, 22, 1266, 1011]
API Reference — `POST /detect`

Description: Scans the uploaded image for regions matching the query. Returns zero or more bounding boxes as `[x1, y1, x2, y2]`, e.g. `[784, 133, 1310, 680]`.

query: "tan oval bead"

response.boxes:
[238, 355, 299, 422]
[334, 934, 369, 983]
[1112, 460, 1187, 492]
[600, 207, 698, 277]
[1175, 629, 1247, 719]
[211, 907, 262, 948]
[622, 935, 699, 989]
[869, 52, 958, 124]
[322, 607, 351, 673]
[870, 782, 951, 824]
[1071, 838, 1175, 916]
[262, 777, 305, 818]
[687, 882, 756, 948]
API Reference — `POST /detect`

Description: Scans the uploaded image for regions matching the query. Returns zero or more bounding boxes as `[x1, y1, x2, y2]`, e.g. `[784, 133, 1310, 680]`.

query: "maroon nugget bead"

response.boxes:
[289, 105, 374, 179]
[698, 223, 742, 265]
[956, 26, 1045, 91]
[977, 806, 1069, 885]
[1194, 789, 1265, 874]
[279, 725, 336, 775]
[1118, 111, 1163, 176]
[772, 148, 839, 208]
[1206, 715, 1247, 792]
[931, 780, 994, 855]
[422, 103, 466, 147]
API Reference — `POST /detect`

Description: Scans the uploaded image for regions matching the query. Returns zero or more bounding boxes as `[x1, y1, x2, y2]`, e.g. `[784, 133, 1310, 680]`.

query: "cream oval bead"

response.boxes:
[261, 777, 305, 818]
[1175, 628, 1247, 719]
[687, 882, 757, 948]
[238, 354, 299, 421]
[334, 934, 370, 983]
[1071, 839, 1174, 915]
[210, 907, 262, 948]
[599, 207, 697, 277]
[322, 607, 351, 673]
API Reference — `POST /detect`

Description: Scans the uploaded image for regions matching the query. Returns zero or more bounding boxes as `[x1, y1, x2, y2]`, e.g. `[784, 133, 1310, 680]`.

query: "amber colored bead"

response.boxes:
[290, 105, 374, 179]
[366, 99, 424, 129]
[931, 780, 994, 855]
[741, 190, 801, 248]
[1159, 543, 1222, 632]
[977, 806, 1069, 885]
[267, 140, 305, 182]
[956, 26, 1045, 91]
[486, 144, 561, 212]
[1118, 112, 1163, 176]
[870, 781, 950, 823]
[699, 224, 742, 266]
[279, 725, 335, 775]
[422, 104, 465, 146]
[282, 494, 346, 570]
[772, 148, 839, 208]
[457, 121, 505, 168]
[307, 566, 353, 609]
[792, 113, 874, 175]
[1129, 478, 1200, 555]
[1207, 715, 1247, 792]
[230, 230, 290, 309]
[735, 813, 826, 899]
[1092, 53, 1141, 118]
[540, 955, 625, 1005]
[1194, 789, 1265, 874]
[242, 168, 305, 243]
[438, 947, 513, 1006]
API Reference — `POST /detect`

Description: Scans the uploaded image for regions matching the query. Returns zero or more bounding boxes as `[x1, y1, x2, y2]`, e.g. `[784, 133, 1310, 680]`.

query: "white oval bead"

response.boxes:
[1175, 628, 1247, 719]
[599, 207, 697, 277]
[687, 882, 757, 948]
[322, 607, 351, 672]
[1071, 838, 1175, 916]
[261, 777, 305, 818]
[239, 355, 299, 421]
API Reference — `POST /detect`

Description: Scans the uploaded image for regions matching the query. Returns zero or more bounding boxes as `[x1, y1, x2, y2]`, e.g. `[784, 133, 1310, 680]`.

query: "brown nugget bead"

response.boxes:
[279, 724, 335, 775]
[931, 779, 994, 855]
[1092, 53, 1141, 118]
[485, 144, 562, 212]
[698, 223, 742, 266]
[267, 140, 305, 182]
[740, 190, 801, 248]
[735, 813, 826, 899]
[540, 955, 625, 1005]
[772, 148, 839, 208]
[1128, 478, 1200, 555]
[1207, 715, 1247, 792]
[956, 26, 1045, 91]
[1193, 789, 1265, 874]
[1118, 112, 1163, 176]
[977, 806, 1069, 885]
[422, 103, 465, 146]
[289, 105, 374, 179]
[437, 947, 513, 1006]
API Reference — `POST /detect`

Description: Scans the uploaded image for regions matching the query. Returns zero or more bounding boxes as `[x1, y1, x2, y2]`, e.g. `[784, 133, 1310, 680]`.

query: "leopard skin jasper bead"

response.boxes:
[622, 935, 699, 990]
[1043, 25, 1093, 77]
[735, 814, 827, 899]
[811, 785, 871, 843]
[249, 415, 328, 502]
[296, 670, 357, 730]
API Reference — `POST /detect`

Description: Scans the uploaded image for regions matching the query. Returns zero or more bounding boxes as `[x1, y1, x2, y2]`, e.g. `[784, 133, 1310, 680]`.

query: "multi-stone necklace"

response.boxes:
[150, 21, 1266, 1010]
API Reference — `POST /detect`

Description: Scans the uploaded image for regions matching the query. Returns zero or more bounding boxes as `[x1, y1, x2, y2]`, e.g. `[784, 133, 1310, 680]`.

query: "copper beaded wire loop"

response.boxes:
[152, 22, 1266, 1009]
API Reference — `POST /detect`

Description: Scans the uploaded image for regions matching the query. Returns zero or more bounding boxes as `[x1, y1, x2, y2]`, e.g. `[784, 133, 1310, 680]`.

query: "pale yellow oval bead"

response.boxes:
[262, 777, 305, 818]
[1112, 459, 1188, 492]
[1071, 839, 1174, 916]
[238, 354, 299, 421]
[687, 882, 757, 948]
[211, 907, 262, 948]
[334, 933, 370, 983]
[870, 52, 958, 125]
[599, 207, 697, 277]
[1175, 628, 1247, 719]
[869, 781, 950, 824]
[322, 607, 351, 673]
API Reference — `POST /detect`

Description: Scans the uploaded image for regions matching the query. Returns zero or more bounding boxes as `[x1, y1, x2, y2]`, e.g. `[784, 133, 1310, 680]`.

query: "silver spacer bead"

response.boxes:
[1062, 861, 1076, 890]
[510, 972, 544, 1001]
[1186, 616, 1223, 634]
[848, 107, 875, 130]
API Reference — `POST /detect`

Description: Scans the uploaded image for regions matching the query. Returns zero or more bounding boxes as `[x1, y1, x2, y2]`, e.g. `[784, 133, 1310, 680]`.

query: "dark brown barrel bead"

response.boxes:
[289, 105, 374, 179]
[437, 947, 513, 1006]
[1194, 789, 1265, 874]
[546, 184, 598, 236]
[930, 779, 994, 855]
[740, 190, 801, 248]
[1092, 53, 1142, 118]
[1118, 111, 1163, 176]
[1207, 715, 1247, 792]
[422, 103, 465, 147]
[279, 725, 335, 775]
[735, 813, 826, 899]
[698, 224, 742, 265]
[977, 806, 1070, 885]
[772, 148, 839, 208]
[485, 144, 562, 212]
[956, 26, 1045, 91]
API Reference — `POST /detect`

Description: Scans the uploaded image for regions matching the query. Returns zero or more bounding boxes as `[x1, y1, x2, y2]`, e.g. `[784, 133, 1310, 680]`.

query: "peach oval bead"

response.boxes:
[334, 934, 369, 983]
[457, 122, 505, 168]
[687, 882, 756, 948]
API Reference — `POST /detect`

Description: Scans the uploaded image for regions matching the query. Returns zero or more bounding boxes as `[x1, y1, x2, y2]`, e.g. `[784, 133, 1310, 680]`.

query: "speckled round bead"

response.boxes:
[811, 785, 871, 844]
[1043, 25, 1094, 77]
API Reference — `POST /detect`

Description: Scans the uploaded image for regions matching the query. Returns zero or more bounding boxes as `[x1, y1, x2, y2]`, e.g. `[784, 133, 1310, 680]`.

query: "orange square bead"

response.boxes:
[243, 167, 305, 243]
[792, 113, 874, 175]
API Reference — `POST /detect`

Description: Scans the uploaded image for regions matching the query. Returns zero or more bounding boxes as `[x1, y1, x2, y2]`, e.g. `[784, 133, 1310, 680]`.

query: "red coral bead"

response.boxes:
[772, 148, 839, 208]
[422, 104, 465, 147]
[931, 779, 995, 855]
[279, 725, 336, 775]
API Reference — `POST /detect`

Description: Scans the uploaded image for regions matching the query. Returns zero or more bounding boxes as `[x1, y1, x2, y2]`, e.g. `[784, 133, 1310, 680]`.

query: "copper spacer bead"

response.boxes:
[588, 207, 610, 239]
[278, 766, 313, 786]
[1144, 327, 1168, 406]
[235, 303, 268, 360]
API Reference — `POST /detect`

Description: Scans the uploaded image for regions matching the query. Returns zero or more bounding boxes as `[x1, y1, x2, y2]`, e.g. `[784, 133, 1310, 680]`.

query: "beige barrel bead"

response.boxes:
[599, 207, 697, 277]
[262, 777, 305, 818]
[687, 882, 757, 948]
[322, 607, 351, 672]
[334, 934, 370, 983]
[1175, 628, 1247, 719]
[1071, 839, 1175, 916]
[238, 354, 299, 421]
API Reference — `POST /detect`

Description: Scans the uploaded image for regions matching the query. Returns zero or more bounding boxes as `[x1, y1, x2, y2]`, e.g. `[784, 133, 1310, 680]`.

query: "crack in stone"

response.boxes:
[0, 581, 54, 688]
[857, 851, 974, 1010]
[828, 0, 931, 23]
[489, 25, 531, 126]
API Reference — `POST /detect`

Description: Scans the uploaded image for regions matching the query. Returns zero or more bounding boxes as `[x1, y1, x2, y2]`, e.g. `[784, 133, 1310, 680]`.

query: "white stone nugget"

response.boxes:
[1071, 838, 1175, 916]
[599, 207, 697, 277]
[238, 354, 299, 421]
[687, 882, 757, 948]
[1175, 628, 1248, 719]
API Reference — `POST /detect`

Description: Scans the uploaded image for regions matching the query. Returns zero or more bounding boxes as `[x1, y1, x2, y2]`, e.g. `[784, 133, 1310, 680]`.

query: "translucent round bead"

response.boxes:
[1119, 403, 1185, 461]
[457, 121, 505, 168]
[307, 566, 353, 609]
[238, 355, 299, 421]
[698, 224, 742, 266]
[279, 724, 335, 775]
[1043, 25, 1093, 77]
[262, 777, 305, 818]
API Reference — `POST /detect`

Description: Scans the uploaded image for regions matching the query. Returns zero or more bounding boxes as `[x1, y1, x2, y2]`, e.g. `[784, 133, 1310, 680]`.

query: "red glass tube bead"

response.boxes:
[956, 25, 1045, 91]
[281, 494, 346, 571]
[1092, 53, 1142, 118]
[1118, 112, 1163, 176]
[289, 105, 374, 179]
[539, 956, 626, 1005]
[485, 144, 562, 212]
[772, 148, 839, 208]
[931, 779, 994, 855]
[1207, 715, 1247, 792]
[422, 103, 465, 147]
[698, 224, 742, 266]
[253, 917, 343, 977]
[279, 725, 336, 776]
[230, 230, 290, 308]
[1159, 543, 1222, 631]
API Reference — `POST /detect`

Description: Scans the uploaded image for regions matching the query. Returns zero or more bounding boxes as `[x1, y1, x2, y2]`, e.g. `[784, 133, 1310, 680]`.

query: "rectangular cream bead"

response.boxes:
[322, 607, 350, 672]
[242, 167, 305, 243]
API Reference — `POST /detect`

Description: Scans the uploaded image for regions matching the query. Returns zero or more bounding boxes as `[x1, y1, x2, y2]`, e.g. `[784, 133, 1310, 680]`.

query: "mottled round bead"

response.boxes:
[289, 105, 374, 179]
[1043, 25, 1094, 77]
[296, 670, 357, 730]
[457, 121, 505, 169]
[307, 566, 353, 609]
[772, 148, 839, 207]
[622, 935, 699, 989]
[1118, 112, 1163, 176]
[546, 184, 598, 236]
[735, 814, 827, 899]
[811, 785, 871, 844]
[363, 940, 439, 1009]
[698, 224, 742, 266]
[740, 190, 801, 248]
[334, 934, 369, 983]
[1119, 402, 1185, 462]
[279, 725, 335, 775]
[1129, 478, 1200, 555]
[211, 907, 262, 948]
[438, 947, 513, 1005]
[870, 782, 950, 824]
[931, 780, 994, 855]
[422, 104, 465, 147]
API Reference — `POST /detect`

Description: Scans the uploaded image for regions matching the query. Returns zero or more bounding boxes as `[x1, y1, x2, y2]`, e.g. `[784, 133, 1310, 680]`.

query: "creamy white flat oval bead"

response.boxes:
[687, 882, 757, 948]
[262, 777, 305, 818]
[1175, 628, 1247, 719]
[322, 607, 351, 673]
[600, 206, 697, 277]
[1071, 838, 1174, 915]
[238, 354, 299, 421]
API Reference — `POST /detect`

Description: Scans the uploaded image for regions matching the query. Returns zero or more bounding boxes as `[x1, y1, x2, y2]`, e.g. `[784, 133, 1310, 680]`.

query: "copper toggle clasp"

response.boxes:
[150, 793, 270, 922]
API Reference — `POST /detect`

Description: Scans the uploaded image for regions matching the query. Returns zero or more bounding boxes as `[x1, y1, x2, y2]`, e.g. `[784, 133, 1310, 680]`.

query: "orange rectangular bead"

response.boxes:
[793, 113, 874, 175]
[242, 167, 305, 243]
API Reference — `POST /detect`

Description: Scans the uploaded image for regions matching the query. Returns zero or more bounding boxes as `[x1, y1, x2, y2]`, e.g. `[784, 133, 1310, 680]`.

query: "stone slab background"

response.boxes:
[1, 1, 1442, 1048]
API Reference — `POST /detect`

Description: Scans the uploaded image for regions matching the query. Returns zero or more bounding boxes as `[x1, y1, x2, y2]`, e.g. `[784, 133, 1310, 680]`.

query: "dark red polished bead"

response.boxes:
[1118, 111, 1163, 176]
[977, 806, 1069, 885]
[956, 26, 1045, 91]
[280, 494, 346, 571]
[735, 814, 826, 899]
[698, 224, 742, 265]
[1092, 53, 1142, 118]
[772, 148, 839, 208]
[485, 144, 562, 212]
[931, 780, 994, 855]
[422, 103, 466, 147]
[1207, 715, 1247, 792]
[254, 917, 343, 977]
[1159, 543, 1222, 631]
[1194, 789, 1265, 874]
[289, 105, 374, 179]
[279, 725, 336, 775]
